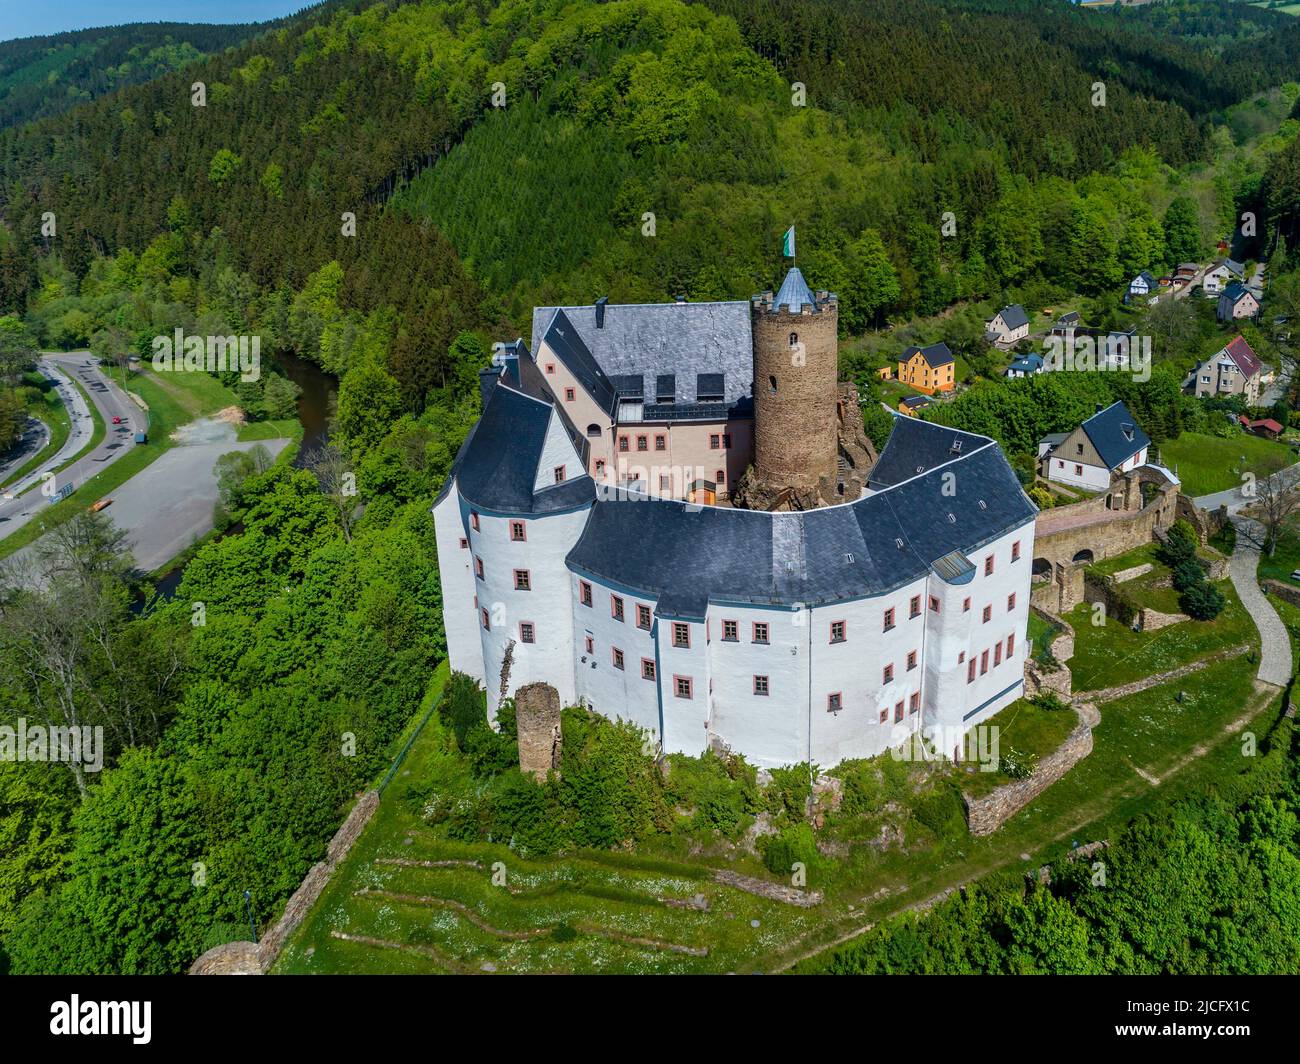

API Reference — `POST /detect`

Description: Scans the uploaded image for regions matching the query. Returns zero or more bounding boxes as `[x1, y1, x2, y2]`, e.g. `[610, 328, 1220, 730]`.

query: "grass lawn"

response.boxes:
[960, 697, 1079, 798]
[1026, 609, 1060, 663]
[1157, 431, 1293, 497]
[1, 374, 73, 490]
[1065, 575, 1255, 693]
[1257, 527, 1300, 586]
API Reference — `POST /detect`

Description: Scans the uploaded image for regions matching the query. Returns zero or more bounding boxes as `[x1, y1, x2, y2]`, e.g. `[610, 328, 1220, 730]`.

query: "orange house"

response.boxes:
[897, 342, 955, 395]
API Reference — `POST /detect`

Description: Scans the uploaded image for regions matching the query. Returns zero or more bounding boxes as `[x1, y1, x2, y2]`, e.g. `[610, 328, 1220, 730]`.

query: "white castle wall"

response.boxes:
[570, 574, 662, 742]
[432, 488, 484, 687]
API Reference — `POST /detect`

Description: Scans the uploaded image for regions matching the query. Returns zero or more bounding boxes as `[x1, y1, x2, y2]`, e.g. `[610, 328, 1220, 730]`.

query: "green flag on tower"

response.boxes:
[782, 226, 795, 258]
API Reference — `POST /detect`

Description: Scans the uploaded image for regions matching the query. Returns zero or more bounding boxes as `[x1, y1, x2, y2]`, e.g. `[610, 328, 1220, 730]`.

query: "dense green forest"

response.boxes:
[2, 0, 1300, 974]
[0, 20, 286, 131]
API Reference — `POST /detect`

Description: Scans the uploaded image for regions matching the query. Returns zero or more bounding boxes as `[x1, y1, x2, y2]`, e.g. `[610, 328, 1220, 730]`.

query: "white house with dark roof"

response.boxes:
[434, 269, 1039, 768]
[986, 304, 1029, 345]
[1127, 271, 1157, 304]
[1038, 400, 1150, 492]
[1203, 258, 1244, 297]
[1189, 335, 1262, 403]
[1217, 282, 1259, 323]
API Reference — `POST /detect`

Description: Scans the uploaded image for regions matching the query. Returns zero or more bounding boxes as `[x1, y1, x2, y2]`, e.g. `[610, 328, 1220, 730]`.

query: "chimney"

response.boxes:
[1095, 403, 1104, 414]
[595, 296, 608, 328]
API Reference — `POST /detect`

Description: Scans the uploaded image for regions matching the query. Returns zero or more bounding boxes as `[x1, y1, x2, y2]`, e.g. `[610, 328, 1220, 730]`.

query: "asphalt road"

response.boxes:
[1195, 458, 1300, 516]
[0, 352, 140, 540]
[0, 416, 51, 484]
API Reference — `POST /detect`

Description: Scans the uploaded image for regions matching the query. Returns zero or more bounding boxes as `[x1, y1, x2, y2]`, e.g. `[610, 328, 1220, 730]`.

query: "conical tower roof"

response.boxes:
[772, 267, 817, 312]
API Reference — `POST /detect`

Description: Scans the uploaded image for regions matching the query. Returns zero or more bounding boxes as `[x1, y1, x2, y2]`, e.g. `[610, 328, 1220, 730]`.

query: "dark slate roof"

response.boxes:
[453, 381, 594, 515]
[868, 416, 991, 489]
[697, 372, 725, 400]
[1008, 354, 1044, 373]
[1222, 282, 1252, 304]
[996, 304, 1029, 330]
[531, 300, 753, 407]
[904, 341, 954, 368]
[771, 267, 817, 312]
[1081, 400, 1150, 470]
[566, 429, 1035, 613]
[1132, 271, 1156, 288]
[539, 309, 619, 417]
[900, 395, 933, 410]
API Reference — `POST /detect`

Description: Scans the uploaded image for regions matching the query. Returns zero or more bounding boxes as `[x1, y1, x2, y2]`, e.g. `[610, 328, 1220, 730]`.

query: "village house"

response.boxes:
[897, 341, 955, 394]
[1038, 400, 1150, 492]
[1006, 353, 1044, 378]
[1217, 282, 1259, 323]
[1189, 335, 1262, 404]
[986, 304, 1029, 345]
[898, 394, 934, 417]
[1203, 258, 1244, 296]
[1126, 270, 1157, 304]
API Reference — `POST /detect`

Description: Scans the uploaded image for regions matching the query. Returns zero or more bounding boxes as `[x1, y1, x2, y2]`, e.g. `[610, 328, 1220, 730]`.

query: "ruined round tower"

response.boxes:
[748, 268, 839, 506]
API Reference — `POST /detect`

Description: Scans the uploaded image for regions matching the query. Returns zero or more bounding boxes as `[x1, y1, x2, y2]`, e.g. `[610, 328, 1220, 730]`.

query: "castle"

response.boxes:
[432, 267, 1038, 768]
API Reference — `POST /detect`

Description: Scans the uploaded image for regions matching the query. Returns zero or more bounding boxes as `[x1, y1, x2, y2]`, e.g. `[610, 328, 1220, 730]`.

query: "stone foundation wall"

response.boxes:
[964, 706, 1096, 837]
[1138, 606, 1189, 631]
[1112, 562, 1153, 584]
[1264, 579, 1300, 609]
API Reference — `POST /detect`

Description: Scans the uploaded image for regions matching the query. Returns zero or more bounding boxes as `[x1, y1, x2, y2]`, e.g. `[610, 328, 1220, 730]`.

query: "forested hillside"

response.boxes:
[0, 20, 285, 130]
[2, 0, 1300, 976]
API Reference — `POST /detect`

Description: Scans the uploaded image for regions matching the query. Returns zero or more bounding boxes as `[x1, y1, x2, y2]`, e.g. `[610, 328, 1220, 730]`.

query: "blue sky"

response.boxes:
[1, 2, 310, 44]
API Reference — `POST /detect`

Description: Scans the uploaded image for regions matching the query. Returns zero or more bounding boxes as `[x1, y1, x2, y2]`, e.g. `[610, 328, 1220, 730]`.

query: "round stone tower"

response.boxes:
[750, 268, 839, 503]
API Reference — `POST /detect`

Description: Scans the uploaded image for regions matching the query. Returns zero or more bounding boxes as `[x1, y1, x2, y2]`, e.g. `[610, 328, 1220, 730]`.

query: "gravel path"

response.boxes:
[1228, 517, 1292, 688]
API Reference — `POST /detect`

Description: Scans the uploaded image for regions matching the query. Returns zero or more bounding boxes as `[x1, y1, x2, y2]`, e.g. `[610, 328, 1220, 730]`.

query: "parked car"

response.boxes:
[112, 415, 122, 424]
[1290, 570, 1300, 582]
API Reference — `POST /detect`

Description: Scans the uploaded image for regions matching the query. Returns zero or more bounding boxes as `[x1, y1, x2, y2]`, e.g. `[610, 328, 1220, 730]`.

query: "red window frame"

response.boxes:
[963, 597, 971, 612]
[716, 468, 725, 486]
[611, 595, 624, 622]
[636, 604, 652, 630]
[883, 663, 894, 684]
[994, 643, 1002, 667]
[612, 647, 625, 670]
[894, 700, 904, 723]
[580, 580, 593, 607]
[980, 649, 989, 675]
[984, 555, 994, 576]
[595, 459, 606, 475]
[470, 511, 480, 532]
[829, 620, 846, 644]
[928, 595, 940, 613]
[510, 520, 527, 542]
[909, 595, 921, 618]
[883, 607, 895, 632]
[1006, 633, 1015, 657]
[909, 692, 920, 714]
[641, 658, 656, 681]
[545, 363, 556, 375]
[906, 650, 917, 671]
[967, 659, 976, 683]
[722, 619, 738, 641]
[655, 434, 666, 451]
[553, 465, 566, 483]
[1007, 593, 1016, 612]
[879, 708, 889, 723]
[458, 537, 468, 549]
[709, 434, 721, 449]
[827, 692, 842, 713]
[474, 556, 484, 579]
[636, 435, 648, 452]
[564, 387, 575, 402]
[672, 622, 690, 649]
[585, 635, 594, 654]
[513, 568, 531, 591]
[518, 621, 535, 644]
[1011, 540, 1021, 562]
[618, 436, 629, 452]
[753, 675, 769, 696]
[983, 605, 992, 623]
[481, 608, 491, 631]
[674, 675, 693, 699]
[752, 622, 769, 644]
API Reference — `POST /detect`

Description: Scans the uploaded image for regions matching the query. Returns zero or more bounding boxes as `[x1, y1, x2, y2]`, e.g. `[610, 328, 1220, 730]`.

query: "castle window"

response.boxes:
[928, 596, 940, 613]
[753, 675, 769, 696]
[984, 556, 994, 576]
[907, 650, 917, 671]
[675, 676, 693, 700]
[519, 622, 535, 644]
[545, 364, 555, 374]
[722, 620, 738, 641]
[894, 701, 904, 723]
[827, 692, 842, 714]
[994, 643, 1002, 667]
[459, 537, 468, 549]
[909, 596, 921, 619]
[1007, 593, 1016, 612]
[710, 434, 721, 449]
[879, 708, 889, 723]
[619, 436, 629, 452]
[752, 622, 769, 644]
[716, 469, 725, 486]
[672, 622, 690, 649]
[1074, 464, 1082, 476]
[659, 474, 670, 492]
[958, 651, 965, 663]
[565, 387, 575, 402]
[510, 520, 526, 542]
[637, 604, 652, 631]
[909, 692, 920, 714]
[967, 659, 976, 684]
[640, 658, 656, 681]
[789, 332, 798, 347]
[980, 650, 989, 675]
[983, 605, 992, 623]
[883, 608, 895, 632]
[595, 460, 605, 475]
[637, 435, 648, 451]
[829, 620, 846, 644]
[514, 569, 531, 591]
[612, 647, 625, 670]
[611, 595, 625, 622]
[963, 597, 971, 612]
[1006, 634, 1015, 657]
[475, 557, 484, 580]
[769, 375, 777, 395]
[586, 424, 601, 438]
[883, 663, 894, 684]
[1012, 540, 1021, 562]
[481, 609, 491, 631]
[580, 580, 593, 607]
[655, 435, 666, 451]
[585, 636, 594, 655]
[470, 511, 480, 531]
[554, 465, 566, 483]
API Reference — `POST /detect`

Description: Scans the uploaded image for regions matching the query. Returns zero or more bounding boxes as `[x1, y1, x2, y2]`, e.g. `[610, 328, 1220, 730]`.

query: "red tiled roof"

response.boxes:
[1223, 335, 1261, 378]
[1250, 418, 1283, 434]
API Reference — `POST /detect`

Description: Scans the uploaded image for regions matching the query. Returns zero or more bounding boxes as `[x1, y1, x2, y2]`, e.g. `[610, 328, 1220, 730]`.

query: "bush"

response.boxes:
[1158, 520, 1200, 568]
[1001, 747, 1038, 780]
[438, 672, 489, 749]
[1181, 581, 1226, 620]
[1031, 691, 1071, 713]
[761, 822, 822, 877]
[764, 763, 815, 821]
[910, 783, 968, 839]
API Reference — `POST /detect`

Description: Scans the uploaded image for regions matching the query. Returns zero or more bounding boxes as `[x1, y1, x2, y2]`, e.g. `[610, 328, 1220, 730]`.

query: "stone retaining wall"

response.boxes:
[963, 706, 1096, 837]
[189, 789, 381, 975]
[1263, 578, 1300, 609]
[1111, 562, 1153, 584]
